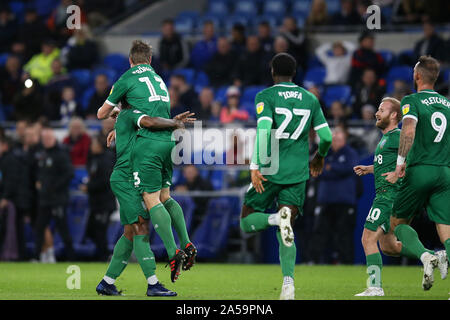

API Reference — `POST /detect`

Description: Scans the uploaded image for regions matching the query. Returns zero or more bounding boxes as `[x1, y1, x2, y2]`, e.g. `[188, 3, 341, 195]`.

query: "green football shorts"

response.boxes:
[243, 179, 306, 213]
[110, 180, 148, 225]
[392, 165, 450, 225]
[364, 193, 394, 233]
[130, 136, 174, 194]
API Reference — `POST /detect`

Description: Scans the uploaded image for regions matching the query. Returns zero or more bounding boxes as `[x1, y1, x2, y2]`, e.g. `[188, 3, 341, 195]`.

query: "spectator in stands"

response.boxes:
[175, 164, 213, 230]
[196, 87, 215, 121]
[159, 18, 189, 72]
[328, 101, 348, 123]
[315, 41, 356, 85]
[279, 17, 308, 70]
[0, 6, 18, 53]
[220, 86, 249, 124]
[82, 0, 123, 28]
[44, 59, 76, 120]
[85, 74, 111, 119]
[63, 117, 91, 166]
[190, 20, 217, 70]
[307, 0, 330, 26]
[98, 117, 115, 148]
[63, 24, 98, 70]
[360, 104, 381, 153]
[170, 74, 199, 110]
[331, 0, 361, 25]
[272, 36, 289, 55]
[233, 36, 270, 87]
[14, 119, 28, 148]
[18, 8, 50, 61]
[356, 0, 385, 25]
[308, 85, 326, 113]
[34, 127, 74, 262]
[0, 55, 22, 109]
[210, 100, 221, 123]
[82, 135, 116, 261]
[388, 79, 412, 102]
[413, 21, 447, 63]
[59, 86, 82, 122]
[168, 86, 187, 117]
[257, 21, 273, 53]
[205, 37, 236, 88]
[349, 31, 385, 86]
[353, 68, 385, 118]
[309, 126, 359, 264]
[46, 0, 87, 44]
[230, 23, 246, 56]
[23, 39, 60, 86]
[12, 77, 43, 122]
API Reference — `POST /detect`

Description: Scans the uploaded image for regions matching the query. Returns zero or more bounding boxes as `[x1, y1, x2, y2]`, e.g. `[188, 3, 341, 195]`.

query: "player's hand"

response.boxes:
[174, 111, 196, 129]
[396, 163, 406, 178]
[354, 165, 371, 176]
[310, 153, 325, 177]
[109, 107, 120, 120]
[107, 130, 116, 148]
[251, 169, 267, 194]
[382, 164, 406, 184]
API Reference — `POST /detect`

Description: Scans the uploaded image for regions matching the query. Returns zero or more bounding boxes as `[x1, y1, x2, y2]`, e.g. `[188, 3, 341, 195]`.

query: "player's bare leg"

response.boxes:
[435, 224, 449, 280]
[355, 227, 385, 297]
[160, 187, 196, 271]
[143, 191, 185, 282]
[391, 216, 438, 290]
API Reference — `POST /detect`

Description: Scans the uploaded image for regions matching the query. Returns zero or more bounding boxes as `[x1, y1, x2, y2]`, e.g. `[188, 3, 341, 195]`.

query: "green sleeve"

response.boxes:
[128, 109, 148, 128]
[106, 78, 127, 106]
[400, 96, 418, 122]
[311, 96, 328, 130]
[316, 125, 332, 157]
[251, 91, 273, 168]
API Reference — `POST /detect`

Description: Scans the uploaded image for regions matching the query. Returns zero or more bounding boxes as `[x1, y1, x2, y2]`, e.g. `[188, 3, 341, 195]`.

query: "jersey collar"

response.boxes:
[418, 89, 438, 94]
[272, 82, 297, 88]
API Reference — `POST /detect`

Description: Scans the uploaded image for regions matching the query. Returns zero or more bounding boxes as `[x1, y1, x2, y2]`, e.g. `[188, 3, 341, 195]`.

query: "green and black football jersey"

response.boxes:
[110, 108, 147, 182]
[373, 128, 401, 197]
[106, 64, 171, 141]
[255, 82, 328, 184]
[400, 89, 450, 168]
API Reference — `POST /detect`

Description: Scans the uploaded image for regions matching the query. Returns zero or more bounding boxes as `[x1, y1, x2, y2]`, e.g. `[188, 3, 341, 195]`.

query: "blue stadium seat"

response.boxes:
[326, 0, 341, 14]
[234, 1, 258, 15]
[210, 170, 225, 190]
[174, 16, 195, 35]
[172, 68, 196, 85]
[296, 14, 307, 27]
[379, 50, 395, 68]
[387, 66, 413, 83]
[34, 0, 59, 18]
[196, 14, 222, 32]
[177, 10, 201, 20]
[67, 194, 90, 245]
[323, 85, 352, 108]
[303, 67, 326, 87]
[194, 71, 209, 93]
[263, 0, 286, 17]
[242, 86, 265, 104]
[308, 54, 324, 69]
[103, 53, 129, 75]
[251, 15, 279, 31]
[9, 1, 25, 22]
[214, 86, 229, 103]
[192, 198, 232, 259]
[0, 53, 9, 66]
[70, 167, 88, 190]
[442, 68, 450, 83]
[292, 0, 311, 15]
[81, 87, 95, 110]
[241, 101, 256, 120]
[225, 15, 251, 32]
[207, 0, 229, 15]
[70, 69, 92, 89]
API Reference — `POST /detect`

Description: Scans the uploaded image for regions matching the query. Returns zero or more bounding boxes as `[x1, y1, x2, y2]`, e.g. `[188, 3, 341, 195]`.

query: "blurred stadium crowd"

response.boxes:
[0, 0, 449, 264]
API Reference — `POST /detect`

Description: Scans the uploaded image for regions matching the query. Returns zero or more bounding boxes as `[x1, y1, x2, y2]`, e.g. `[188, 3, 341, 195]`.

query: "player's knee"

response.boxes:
[160, 193, 171, 204]
[123, 227, 135, 241]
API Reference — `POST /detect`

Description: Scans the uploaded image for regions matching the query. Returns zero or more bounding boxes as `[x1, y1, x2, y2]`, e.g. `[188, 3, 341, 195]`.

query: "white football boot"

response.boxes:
[279, 284, 295, 300]
[355, 287, 385, 297]
[279, 207, 294, 247]
[422, 253, 438, 290]
[435, 250, 448, 280]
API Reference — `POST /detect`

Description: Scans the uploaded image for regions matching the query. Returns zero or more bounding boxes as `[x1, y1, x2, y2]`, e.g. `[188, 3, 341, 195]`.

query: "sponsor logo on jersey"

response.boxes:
[133, 110, 142, 113]
[379, 138, 387, 149]
[256, 102, 264, 114]
[402, 104, 410, 115]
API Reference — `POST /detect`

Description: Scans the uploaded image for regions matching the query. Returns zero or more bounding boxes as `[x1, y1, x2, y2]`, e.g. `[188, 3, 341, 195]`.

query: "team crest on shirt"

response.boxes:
[402, 104, 410, 115]
[256, 102, 264, 114]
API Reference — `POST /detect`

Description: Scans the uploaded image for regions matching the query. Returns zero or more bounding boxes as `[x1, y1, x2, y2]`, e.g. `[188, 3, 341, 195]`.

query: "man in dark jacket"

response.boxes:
[309, 126, 359, 264]
[34, 127, 74, 261]
[413, 21, 447, 63]
[82, 136, 116, 261]
[158, 18, 189, 71]
[204, 37, 236, 88]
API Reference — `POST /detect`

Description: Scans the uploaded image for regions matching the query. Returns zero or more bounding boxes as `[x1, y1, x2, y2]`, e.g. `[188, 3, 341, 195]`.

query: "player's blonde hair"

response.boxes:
[129, 40, 153, 65]
[381, 97, 401, 123]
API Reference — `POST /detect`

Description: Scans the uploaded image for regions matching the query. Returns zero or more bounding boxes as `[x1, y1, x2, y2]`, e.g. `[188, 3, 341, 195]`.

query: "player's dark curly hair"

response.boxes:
[271, 53, 297, 77]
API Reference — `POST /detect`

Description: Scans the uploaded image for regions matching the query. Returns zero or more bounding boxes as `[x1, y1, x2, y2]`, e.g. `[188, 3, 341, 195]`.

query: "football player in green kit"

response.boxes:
[97, 40, 197, 286]
[384, 56, 449, 291]
[240, 53, 333, 300]
[96, 99, 195, 296]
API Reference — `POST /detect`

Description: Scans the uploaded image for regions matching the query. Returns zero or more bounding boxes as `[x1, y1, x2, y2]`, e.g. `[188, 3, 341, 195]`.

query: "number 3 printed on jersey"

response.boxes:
[275, 107, 311, 140]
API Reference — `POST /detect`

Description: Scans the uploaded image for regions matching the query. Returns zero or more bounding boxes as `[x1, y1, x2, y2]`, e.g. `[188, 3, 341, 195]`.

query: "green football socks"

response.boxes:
[133, 234, 156, 279]
[149, 203, 177, 258]
[394, 224, 428, 260]
[276, 229, 296, 278]
[163, 198, 191, 248]
[240, 212, 271, 233]
[366, 253, 383, 288]
[105, 235, 133, 279]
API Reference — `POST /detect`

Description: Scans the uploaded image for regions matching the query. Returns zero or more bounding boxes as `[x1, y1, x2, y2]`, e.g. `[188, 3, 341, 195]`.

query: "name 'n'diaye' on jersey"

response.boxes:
[400, 89, 450, 167]
[106, 64, 172, 142]
[254, 82, 328, 185]
[373, 128, 401, 197]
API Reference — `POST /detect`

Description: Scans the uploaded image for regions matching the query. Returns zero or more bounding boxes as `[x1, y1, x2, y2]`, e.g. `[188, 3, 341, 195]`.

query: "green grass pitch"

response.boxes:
[0, 263, 448, 300]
